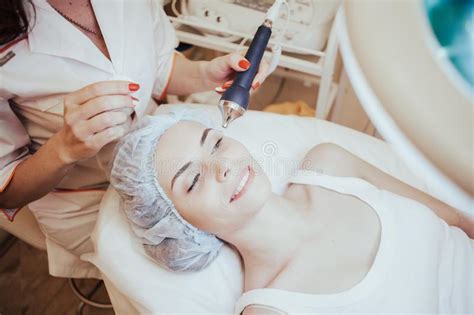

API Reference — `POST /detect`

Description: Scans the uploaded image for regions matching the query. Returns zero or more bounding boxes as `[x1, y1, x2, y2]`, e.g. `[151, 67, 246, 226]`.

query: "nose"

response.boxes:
[215, 160, 231, 182]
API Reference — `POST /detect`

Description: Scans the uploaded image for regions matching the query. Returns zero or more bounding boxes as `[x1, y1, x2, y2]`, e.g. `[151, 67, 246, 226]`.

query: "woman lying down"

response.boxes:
[110, 109, 473, 314]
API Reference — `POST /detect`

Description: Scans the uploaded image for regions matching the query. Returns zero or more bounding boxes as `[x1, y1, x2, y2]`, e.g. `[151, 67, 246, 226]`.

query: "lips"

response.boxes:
[230, 166, 254, 203]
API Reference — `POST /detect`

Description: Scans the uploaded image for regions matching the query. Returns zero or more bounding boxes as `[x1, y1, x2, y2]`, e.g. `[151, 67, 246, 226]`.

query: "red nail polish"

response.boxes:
[253, 82, 260, 89]
[129, 83, 140, 91]
[238, 59, 250, 70]
[222, 82, 232, 89]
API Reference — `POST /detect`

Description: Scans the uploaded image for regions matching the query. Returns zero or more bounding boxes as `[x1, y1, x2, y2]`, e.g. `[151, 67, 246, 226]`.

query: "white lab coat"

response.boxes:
[0, 0, 178, 278]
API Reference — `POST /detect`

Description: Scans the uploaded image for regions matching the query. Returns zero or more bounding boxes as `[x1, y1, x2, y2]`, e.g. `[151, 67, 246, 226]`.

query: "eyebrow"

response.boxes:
[201, 128, 212, 146]
[171, 161, 192, 190]
[171, 128, 212, 190]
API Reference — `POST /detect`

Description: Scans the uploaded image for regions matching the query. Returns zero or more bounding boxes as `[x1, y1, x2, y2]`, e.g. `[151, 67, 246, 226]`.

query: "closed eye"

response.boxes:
[188, 137, 222, 193]
[187, 173, 200, 193]
[212, 137, 223, 154]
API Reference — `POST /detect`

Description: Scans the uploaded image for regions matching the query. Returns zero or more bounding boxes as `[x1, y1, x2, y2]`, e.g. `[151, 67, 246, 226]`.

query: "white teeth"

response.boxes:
[232, 169, 250, 200]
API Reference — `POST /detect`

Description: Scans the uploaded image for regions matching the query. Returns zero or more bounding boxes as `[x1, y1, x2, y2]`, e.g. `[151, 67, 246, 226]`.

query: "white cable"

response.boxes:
[238, 0, 289, 77]
[265, 0, 285, 23]
[277, 0, 290, 47]
[268, 44, 282, 75]
[267, 0, 289, 76]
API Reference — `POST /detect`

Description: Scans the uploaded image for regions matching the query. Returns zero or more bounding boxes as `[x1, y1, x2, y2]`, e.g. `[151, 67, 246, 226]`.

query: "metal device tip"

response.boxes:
[218, 100, 246, 129]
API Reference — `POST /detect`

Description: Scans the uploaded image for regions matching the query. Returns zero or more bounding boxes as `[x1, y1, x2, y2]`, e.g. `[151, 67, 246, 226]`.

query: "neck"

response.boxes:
[223, 193, 317, 290]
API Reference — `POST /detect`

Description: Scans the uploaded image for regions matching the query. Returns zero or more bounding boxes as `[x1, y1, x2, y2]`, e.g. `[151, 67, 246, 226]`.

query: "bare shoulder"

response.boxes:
[242, 305, 284, 315]
[300, 143, 360, 177]
[285, 143, 362, 200]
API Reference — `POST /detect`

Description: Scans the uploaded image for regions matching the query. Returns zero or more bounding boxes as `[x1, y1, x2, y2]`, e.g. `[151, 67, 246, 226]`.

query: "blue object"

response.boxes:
[424, 0, 474, 87]
[221, 25, 272, 111]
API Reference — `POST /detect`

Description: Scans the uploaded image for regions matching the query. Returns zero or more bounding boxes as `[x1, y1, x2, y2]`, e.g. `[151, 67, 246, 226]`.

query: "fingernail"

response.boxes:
[215, 86, 225, 93]
[129, 83, 140, 92]
[238, 59, 250, 70]
[252, 82, 260, 89]
[222, 82, 232, 89]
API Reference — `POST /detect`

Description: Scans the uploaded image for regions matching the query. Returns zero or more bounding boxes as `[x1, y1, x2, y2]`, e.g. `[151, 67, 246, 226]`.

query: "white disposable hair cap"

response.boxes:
[110, 108, 223, 272]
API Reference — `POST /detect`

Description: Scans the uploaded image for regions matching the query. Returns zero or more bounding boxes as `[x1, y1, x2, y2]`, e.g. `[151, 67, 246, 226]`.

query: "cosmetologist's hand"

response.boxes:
[54, 81, 138, 164]
[202, 51, 270, 93]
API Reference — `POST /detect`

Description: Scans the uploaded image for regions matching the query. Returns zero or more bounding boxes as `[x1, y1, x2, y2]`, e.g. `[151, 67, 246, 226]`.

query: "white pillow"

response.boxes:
[85, 104, 447, 314]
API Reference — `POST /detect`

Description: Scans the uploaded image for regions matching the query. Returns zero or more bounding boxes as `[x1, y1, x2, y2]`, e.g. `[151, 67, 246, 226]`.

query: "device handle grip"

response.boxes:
[234, 25, 272, 90]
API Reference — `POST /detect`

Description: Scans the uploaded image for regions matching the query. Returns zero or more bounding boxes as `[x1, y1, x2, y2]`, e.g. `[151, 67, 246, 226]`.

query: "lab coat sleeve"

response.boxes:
[0, 96, 31, 221]
[151, 2, 179, 100]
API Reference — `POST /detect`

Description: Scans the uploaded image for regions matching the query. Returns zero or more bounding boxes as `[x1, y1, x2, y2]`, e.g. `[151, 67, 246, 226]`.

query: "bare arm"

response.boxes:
[0, 134, 73, 209]
[303, 143, 474, 238]
[165, 53, 211, 96]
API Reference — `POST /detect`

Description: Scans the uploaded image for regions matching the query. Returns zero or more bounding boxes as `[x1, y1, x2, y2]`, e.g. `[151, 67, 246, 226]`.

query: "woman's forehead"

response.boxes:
[158, 121, 207, 151]
[154, 121, 206, 182]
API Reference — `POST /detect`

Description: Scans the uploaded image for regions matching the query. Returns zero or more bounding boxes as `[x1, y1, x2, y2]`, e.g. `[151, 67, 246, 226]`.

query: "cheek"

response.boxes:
[173, 187, 226, 231]
[173, 195, 203, 225]
[233, 172, 271, 215]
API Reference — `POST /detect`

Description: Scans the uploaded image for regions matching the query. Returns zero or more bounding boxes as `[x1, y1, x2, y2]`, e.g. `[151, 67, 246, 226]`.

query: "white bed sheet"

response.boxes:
[84, 104, 464, 314]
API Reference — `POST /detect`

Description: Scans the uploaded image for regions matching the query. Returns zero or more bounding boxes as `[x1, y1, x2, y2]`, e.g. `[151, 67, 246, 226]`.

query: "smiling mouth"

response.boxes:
[230, 166, 254, 203]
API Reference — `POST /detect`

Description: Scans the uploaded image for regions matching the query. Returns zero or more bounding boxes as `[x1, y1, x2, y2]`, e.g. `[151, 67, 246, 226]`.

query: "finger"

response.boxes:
[222, 80, 233, 89]
[113, 107, 134, 117]
[73, 95, 136, 121]
[82, 111, 129, 135]
[91, 123, 128, 149]
[237, 50, 248, 57]
[228, 53, 250, 72]
[252, 60, 270, 89]
[215, 87, 225, 94]
[65, 81, 140, 105]
[113, 114, 133, 134]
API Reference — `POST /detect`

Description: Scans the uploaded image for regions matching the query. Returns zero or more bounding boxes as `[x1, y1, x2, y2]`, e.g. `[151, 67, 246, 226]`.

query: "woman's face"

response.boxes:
[155, 121, 271, 237]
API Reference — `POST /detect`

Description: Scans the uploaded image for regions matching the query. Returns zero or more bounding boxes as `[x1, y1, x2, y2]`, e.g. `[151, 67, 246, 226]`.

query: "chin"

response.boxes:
[241, 178, 271, 215]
